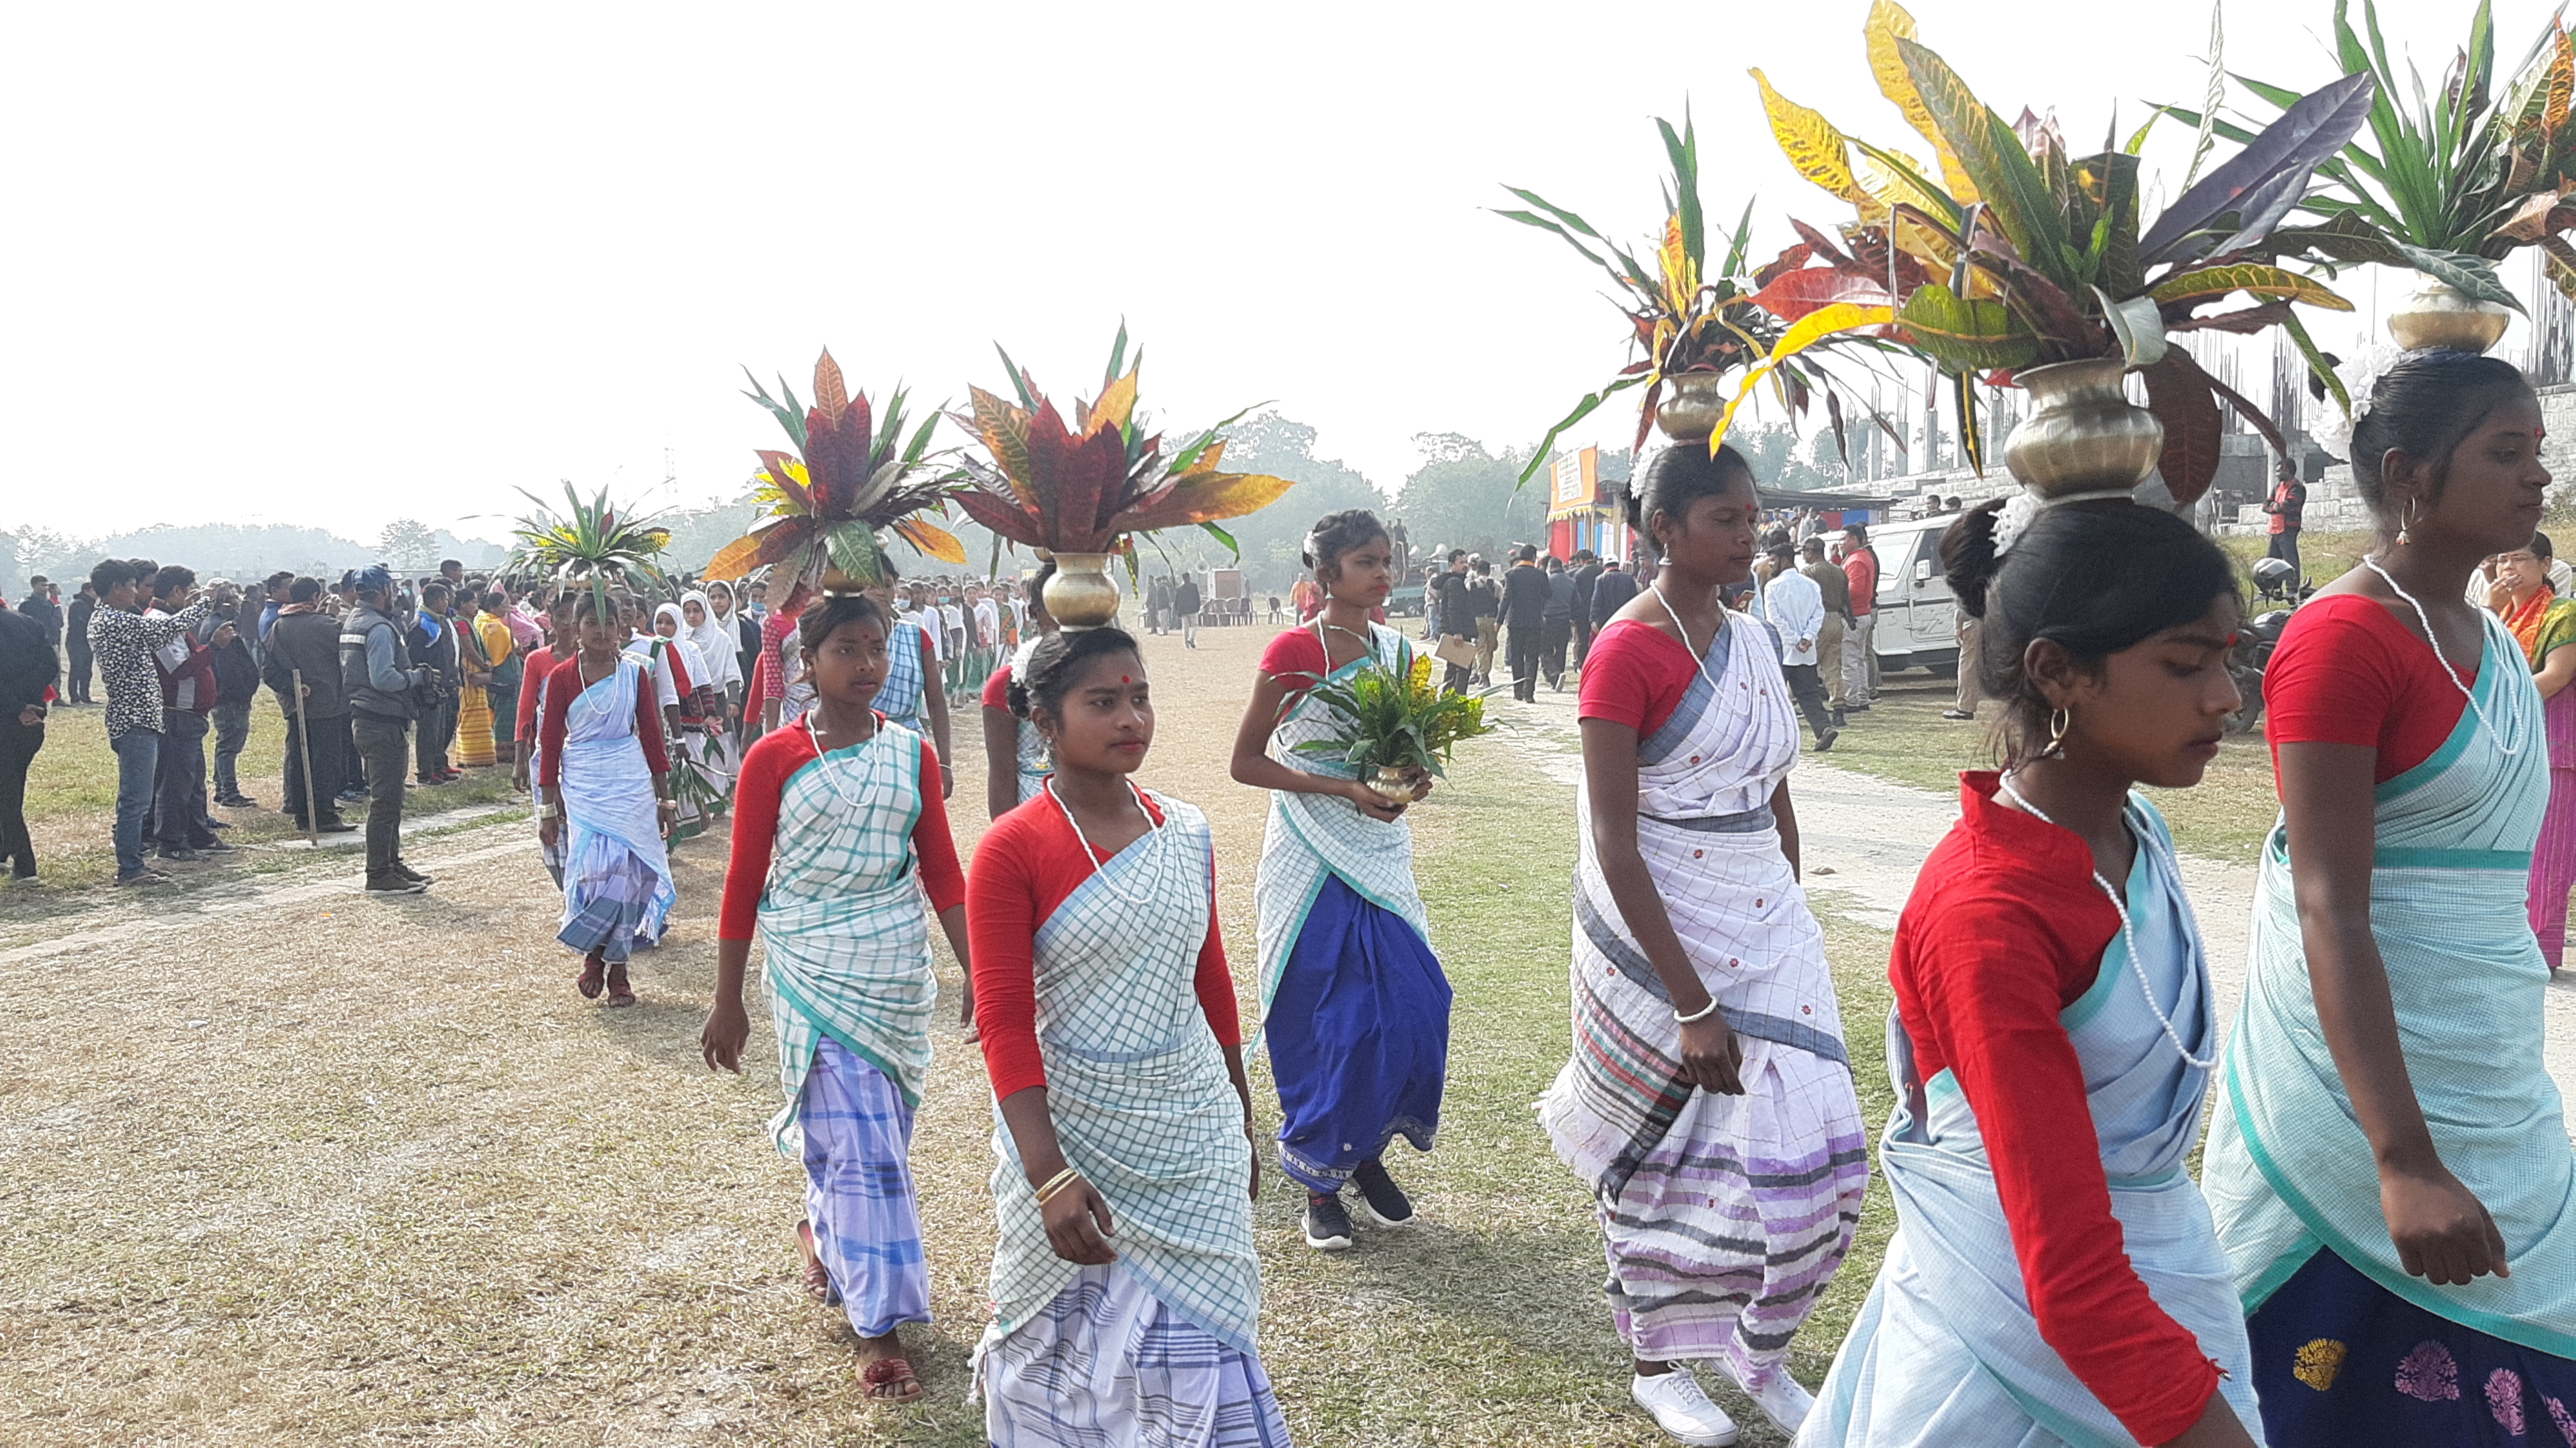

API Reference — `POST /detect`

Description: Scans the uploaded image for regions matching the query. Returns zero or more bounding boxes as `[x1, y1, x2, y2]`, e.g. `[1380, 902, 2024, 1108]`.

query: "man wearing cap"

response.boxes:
[341, 566, 433, 895]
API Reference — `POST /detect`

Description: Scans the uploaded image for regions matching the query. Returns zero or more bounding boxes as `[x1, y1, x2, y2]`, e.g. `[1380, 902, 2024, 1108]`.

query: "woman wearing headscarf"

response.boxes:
[683, 588, 745, 786]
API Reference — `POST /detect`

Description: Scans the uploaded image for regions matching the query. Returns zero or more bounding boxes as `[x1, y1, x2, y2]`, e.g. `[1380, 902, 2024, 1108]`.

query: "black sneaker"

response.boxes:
[392, 860, 434, 885]
[366, 874, 428, 896]
[1352, 1160, 1416, 1227]
[1814, 728, 1839, 754]
[157, 847, 203, 862]
[1302, 1191, 1355, 1252]
[195, 839, 236, 854]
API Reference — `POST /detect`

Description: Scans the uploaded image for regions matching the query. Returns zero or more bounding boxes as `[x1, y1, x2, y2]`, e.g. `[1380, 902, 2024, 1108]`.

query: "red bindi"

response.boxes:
[1121, 674, 1132, 683]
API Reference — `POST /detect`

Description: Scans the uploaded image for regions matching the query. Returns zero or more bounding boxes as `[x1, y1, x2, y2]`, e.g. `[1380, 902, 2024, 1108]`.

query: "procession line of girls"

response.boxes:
[674, 348, 2576, 1447]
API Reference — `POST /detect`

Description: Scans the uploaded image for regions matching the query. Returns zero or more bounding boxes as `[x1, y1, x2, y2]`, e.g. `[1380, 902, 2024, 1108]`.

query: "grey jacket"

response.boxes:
[341, 604, 419, 721]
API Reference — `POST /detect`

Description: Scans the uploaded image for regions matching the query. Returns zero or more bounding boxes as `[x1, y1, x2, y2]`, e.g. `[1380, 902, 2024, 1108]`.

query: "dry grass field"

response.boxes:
[1, 624, 1899, 1447]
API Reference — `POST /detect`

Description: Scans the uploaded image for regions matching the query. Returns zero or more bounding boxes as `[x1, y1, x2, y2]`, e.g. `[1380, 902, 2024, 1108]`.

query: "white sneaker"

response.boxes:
[1630, 1369, 1740, 1446]
[1714, 1357, 1815, 1434]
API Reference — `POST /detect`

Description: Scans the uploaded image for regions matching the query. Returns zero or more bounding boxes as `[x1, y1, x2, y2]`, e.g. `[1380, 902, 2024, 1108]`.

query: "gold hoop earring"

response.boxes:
[2042, 707, 2071, 759]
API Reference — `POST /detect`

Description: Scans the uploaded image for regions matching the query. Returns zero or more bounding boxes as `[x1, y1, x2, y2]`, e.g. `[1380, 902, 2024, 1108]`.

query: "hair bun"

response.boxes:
[1939, 499, 2008, 619]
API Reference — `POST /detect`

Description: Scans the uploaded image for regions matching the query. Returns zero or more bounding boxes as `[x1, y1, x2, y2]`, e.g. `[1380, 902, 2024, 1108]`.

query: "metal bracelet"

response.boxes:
[1032, 1167, 1083, 1206]
[1673, 996, 1723, 1025]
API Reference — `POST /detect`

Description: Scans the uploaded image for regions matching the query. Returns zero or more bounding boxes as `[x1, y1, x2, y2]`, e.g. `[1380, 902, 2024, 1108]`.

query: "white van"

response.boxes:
[1855, 517, 1962, 674]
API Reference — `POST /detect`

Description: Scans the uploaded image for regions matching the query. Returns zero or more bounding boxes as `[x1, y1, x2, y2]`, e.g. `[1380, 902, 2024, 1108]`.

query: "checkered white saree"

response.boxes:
[980, 795, 1263, 1360]
[1254, 621, 1433, 1015]
[758, 722, 936, 1152]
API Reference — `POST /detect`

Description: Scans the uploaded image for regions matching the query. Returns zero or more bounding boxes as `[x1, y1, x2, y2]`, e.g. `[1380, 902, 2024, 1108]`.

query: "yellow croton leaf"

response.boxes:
[1866, 0, 1981, 204]
[1409, 653, 1434, 693]
[1659, 214, 1700, 312]
[892, 517, 970, 564]
[1712, 303, 1896, 454]
[1081, 366, 1140, 439]
[704, 533, 764, 581]
[1750, 68, 1877, 208]
[1127, 470, 1298, 528]
[1182, 438, 1229, 476]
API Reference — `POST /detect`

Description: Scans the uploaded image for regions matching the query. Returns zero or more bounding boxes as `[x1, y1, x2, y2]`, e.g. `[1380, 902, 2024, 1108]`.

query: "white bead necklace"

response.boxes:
[2362, 555, 2521, 757]
[1996, 775, 2214, 1071]
[1046, 777, 1162, 907]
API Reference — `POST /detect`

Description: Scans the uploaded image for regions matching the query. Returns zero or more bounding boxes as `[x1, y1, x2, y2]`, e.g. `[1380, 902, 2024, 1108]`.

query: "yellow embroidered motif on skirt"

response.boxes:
[2293, 1337, 2348, 1391]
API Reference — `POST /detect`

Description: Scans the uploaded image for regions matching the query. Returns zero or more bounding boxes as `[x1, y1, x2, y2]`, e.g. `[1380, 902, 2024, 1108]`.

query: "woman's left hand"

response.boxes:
[656, 799, 677, 839]
[1244, 1123, 1263, 1202]
[1405, 768, 1436, 804]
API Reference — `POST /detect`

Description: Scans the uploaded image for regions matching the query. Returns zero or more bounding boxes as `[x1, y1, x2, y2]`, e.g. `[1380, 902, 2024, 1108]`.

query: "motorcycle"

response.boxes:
[2225, 608, 2293, 734]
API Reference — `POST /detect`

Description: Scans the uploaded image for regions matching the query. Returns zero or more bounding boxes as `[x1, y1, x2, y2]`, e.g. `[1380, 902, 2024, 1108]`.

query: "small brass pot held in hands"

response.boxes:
[1368, 765, 1422, 802]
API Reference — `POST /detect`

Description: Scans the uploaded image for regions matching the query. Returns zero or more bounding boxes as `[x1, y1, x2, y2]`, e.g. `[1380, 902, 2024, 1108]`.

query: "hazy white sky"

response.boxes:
[2, 0, 2551, 545]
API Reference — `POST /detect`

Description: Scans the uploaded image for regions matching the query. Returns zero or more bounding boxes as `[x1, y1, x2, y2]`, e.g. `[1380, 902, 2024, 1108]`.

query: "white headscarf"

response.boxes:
[680, 589, 741, 691]
[652, 601, 715, 697]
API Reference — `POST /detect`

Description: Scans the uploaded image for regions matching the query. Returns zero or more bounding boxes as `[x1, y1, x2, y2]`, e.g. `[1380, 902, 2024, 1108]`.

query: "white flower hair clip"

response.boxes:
[1991, 490, 2043, 558]
[2311, 342, 2403, 463]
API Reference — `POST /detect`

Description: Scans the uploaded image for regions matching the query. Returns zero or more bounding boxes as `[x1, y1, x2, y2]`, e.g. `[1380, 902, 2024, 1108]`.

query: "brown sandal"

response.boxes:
[575, 957, 605, 1000]
[604, 963, 636, 1008]
[796, 1221, 841, 1306]
[860, 1356, 922, 1402]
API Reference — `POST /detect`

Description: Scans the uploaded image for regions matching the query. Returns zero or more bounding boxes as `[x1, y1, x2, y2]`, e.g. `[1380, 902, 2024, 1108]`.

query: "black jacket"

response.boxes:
[1571, 562, 1602, 620]
[0, 608, 58, 714]
[211, 629, 260, 706]
[1174, 581, 1203, 617]
[265, 612, 348, 717]
[1432, 570, 1473, 634]
[16, 592, 60, 644]
[1502, 563, 1552, 628]
[1590, 568, 1640, 629]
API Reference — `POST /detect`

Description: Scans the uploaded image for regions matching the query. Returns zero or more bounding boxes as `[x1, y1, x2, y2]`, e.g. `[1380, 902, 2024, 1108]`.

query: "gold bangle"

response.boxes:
[1032, 1167, 1082, 1206]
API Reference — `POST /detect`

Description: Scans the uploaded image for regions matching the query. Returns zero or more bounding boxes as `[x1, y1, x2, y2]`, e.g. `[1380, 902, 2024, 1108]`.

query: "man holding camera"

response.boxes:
[342, 566, 434, 896]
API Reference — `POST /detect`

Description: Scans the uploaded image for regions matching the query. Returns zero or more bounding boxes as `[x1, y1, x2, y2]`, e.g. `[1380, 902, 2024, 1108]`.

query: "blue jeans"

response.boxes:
[110, 729, 160, 877]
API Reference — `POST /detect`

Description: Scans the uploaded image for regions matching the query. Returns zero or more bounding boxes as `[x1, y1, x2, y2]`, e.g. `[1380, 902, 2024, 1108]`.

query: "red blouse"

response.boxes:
[513, 645, 556, 742]
[535, 654, 668, 790]
[1577, 618, 1703, 738]
[717, 720, 966, 942]
[967, 792, 1240, 1099]
[2263, 592, 2470, 783]
[981, 663, 1013, 711]
[1892, 773, 2220, 1445]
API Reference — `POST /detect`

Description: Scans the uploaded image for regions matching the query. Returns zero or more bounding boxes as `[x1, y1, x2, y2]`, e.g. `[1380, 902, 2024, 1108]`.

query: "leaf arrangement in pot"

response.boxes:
[702, 349, 969, 598]
[949, 328, 1298, 628]
[1739, 0, 2378, 508]
[1496, 110, 1891, 474]
[2167, 0, 2572, 354]
[1288, 645, 1498, 801]
[504, 481, 675, 623]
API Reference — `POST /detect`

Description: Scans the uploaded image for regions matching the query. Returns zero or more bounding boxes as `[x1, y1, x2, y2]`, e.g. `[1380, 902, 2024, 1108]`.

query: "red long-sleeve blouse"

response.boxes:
[967, 792, 1239, 1099]
[513, 645, 556, 742]
[1890, 772, 2221, 1445]
[536, 654, 668, 790]
[717, 721, 966, 941]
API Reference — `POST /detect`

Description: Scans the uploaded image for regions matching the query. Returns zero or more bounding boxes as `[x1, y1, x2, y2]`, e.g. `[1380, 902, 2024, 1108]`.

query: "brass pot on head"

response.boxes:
[2387, 271, 2513, 354]
[1654, 371, 1729, 443]
[1042, 551, 1121, 630]
[2003, 357, 2165, 501]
